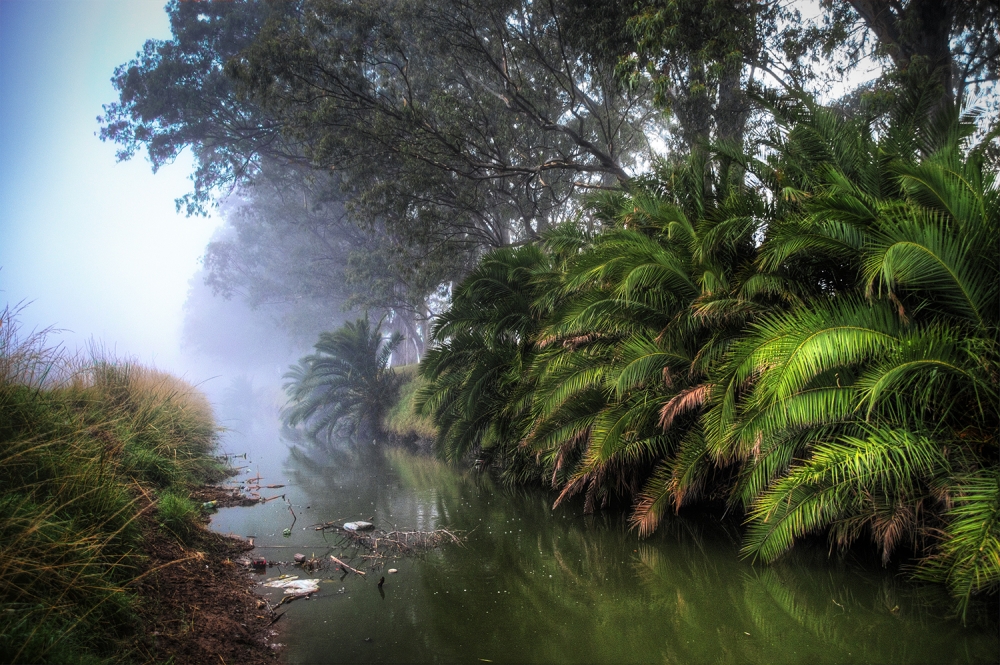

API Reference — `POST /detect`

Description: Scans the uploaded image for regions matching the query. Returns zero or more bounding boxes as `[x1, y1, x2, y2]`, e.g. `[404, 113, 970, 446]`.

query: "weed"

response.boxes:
[156, 491, 199, 543]
[0, 304, 224, 663]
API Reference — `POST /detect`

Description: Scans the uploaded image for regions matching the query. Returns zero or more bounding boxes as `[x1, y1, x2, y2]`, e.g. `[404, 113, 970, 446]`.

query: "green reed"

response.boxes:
[0, 304, 225, 663]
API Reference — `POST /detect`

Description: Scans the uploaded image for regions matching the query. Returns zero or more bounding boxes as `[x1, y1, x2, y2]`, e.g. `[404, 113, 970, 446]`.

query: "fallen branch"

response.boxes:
[330, 555, 366, 577]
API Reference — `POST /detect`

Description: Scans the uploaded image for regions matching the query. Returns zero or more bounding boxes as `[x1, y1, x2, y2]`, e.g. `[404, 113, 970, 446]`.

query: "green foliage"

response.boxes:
[0, 305, 223, 663]
[418, 90, 999, 615]
[417, 244, 554, 475]
[382, 365, 438, 443]
[156, 490, 200, 544]
[97, 0, 1000, 620]
[284, 317, 403, 445]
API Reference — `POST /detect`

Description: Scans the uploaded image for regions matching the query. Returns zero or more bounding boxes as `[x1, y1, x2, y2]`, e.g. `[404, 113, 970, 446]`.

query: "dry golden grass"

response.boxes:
[0, 304, 225, 663]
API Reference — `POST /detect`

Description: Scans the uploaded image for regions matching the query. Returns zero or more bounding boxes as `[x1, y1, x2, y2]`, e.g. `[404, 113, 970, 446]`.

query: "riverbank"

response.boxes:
[0, 305, 277, 664]
[131, 514, 278, 664]
[382, 364, 436, 451]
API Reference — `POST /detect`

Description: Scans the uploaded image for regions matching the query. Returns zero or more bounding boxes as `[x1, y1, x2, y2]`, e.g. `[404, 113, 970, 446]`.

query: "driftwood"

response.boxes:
[313, 521, 464, 558]
[330, 555, 366, 577]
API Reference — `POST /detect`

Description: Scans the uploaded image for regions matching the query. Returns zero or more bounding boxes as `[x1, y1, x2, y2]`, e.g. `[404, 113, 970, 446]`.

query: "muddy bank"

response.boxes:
[134, 492, 281, 665]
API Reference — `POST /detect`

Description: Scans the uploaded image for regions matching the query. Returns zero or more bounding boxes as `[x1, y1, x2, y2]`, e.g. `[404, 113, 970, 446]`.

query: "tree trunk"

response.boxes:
[847, 0, 956, 104]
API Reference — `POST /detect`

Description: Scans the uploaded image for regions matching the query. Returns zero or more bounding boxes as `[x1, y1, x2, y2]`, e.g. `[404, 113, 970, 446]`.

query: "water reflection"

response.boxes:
[213, 440, 997, 664]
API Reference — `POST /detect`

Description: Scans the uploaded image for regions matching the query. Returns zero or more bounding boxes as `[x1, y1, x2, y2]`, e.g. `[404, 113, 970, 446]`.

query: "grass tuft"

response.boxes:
[0, 304, 226, 663]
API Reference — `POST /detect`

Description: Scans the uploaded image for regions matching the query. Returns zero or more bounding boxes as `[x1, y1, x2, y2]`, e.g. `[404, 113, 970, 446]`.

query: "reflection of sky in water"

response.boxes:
[209, 412, 998, 665]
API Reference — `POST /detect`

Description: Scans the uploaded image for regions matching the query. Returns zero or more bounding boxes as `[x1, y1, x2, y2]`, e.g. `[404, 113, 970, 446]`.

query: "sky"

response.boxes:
[0, 0, 222, 375]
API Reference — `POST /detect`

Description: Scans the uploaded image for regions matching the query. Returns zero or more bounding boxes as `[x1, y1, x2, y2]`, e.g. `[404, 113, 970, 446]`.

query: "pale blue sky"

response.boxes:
[0, 0, 221, 373]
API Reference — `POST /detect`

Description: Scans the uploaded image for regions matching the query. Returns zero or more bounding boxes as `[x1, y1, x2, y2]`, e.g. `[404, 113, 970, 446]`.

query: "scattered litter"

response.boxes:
[331, 555, 366, 577]
[387, 568, 398, 574]
[313, 521, 463, 560]
[264, 576, 320, 596]
[343, 521, 374, 531]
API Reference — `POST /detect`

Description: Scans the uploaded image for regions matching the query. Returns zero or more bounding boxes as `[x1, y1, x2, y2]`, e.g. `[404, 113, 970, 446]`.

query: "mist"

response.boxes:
[0, 1, 318, 411]
[0, 1, 221, 378]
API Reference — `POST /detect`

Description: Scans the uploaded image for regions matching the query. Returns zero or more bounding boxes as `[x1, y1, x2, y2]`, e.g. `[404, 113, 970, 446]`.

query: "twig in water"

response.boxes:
[330, 555, 366, 577]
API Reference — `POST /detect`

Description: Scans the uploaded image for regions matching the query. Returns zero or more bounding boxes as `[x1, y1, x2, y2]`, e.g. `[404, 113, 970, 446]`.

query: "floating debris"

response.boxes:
[343, 521, 375, 532]
[264, 576, 320, 596]
[312, 521, 464, 561]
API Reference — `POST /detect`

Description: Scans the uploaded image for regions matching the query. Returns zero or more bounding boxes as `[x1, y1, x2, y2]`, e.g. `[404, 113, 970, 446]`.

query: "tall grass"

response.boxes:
[0, 304, 225, 663]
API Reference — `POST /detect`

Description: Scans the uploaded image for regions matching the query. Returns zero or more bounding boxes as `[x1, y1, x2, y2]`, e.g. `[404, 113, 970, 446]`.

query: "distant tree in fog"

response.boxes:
[201, 159, 470, 364]
[283, 317, 402, 445]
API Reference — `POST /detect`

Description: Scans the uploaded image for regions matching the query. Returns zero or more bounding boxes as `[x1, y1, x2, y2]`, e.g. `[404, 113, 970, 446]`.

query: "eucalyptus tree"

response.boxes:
[821, 0, 998, 109]
[226, 0, 660, 244]
[284, 318, 403, 445]
[102, 0, 665, 366]
[99, 0, 295, 216]
[563, 0, 998, 157]
[203, 158, 471, 363]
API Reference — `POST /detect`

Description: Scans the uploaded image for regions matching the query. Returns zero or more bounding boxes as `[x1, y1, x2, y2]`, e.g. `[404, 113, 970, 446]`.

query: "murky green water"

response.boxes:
[210, 441, 997, 664]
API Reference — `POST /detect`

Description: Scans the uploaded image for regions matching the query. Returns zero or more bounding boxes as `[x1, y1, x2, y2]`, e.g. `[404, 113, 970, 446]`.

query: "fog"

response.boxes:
[0, 0, 306, 407]
[0, 2, 194, 368]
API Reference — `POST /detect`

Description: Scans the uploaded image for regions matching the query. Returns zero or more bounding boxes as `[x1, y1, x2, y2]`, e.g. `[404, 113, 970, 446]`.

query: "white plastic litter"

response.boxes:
[264, 576, 320, 596]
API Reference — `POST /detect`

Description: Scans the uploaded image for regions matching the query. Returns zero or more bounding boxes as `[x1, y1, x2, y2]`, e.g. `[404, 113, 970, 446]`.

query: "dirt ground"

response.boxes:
[190, 484, 263, 508]
[130, 492, 281, 665]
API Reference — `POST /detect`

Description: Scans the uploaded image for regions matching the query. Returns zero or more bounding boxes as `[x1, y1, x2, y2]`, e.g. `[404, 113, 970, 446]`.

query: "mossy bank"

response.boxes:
[381, 364, 437, 451]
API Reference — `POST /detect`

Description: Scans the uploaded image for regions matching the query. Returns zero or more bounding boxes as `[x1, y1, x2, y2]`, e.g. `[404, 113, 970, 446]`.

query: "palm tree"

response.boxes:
[706, 91, 999, 614]
[415, 83, 999, 612]
[416, 243, 554, 477]
[525, 153, 768, 532]
[283, 317, 403, 445]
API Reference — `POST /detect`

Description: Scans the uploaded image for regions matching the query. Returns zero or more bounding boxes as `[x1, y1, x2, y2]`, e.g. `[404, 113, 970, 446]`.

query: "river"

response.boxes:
[208, 409, 997, 664]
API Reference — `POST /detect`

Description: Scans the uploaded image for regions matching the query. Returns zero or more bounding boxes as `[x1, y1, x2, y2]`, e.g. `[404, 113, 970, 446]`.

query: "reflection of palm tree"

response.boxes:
[283, 317, 402, 445]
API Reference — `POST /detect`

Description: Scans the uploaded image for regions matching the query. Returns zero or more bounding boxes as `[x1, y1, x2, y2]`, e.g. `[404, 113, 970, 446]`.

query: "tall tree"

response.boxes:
[227, 0, 661, 243]
[203, 159, 468, 362]
[99, 0, 292, 216]
[827, 0, 999, 108]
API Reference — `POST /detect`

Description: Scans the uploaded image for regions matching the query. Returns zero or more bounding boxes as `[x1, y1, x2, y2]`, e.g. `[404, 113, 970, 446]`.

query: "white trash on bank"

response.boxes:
[264, 576, 320, 596]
